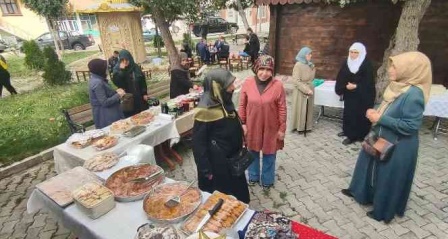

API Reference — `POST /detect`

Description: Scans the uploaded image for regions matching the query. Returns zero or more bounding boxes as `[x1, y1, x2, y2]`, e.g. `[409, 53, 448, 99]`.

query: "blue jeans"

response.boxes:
[248, 150, 276, 186]
[239, 51, 250, 57]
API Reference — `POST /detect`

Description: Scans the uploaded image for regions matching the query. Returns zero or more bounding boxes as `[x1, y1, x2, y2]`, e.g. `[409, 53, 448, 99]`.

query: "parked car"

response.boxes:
[0, 40, 6, 51]
[24, 31, 95, 51]
[143, 28, 157, 42]
[191, 17, 239, 37]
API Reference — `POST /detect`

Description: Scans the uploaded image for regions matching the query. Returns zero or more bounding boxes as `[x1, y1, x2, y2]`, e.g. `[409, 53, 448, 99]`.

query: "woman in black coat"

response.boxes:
[192, 68, 250, 203]
[170, 52, 193, 99]
[112, 50, 149, 117]
[335, 42, 375, 145]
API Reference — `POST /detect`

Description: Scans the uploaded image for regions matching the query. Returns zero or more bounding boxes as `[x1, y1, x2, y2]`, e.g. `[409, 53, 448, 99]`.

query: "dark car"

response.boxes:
[192, 17, 239, 37]
[32, 31, 95, 51]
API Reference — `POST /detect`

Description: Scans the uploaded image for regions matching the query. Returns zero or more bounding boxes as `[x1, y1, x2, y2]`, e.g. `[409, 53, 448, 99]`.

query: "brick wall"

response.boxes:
[269, 0, 448, 86]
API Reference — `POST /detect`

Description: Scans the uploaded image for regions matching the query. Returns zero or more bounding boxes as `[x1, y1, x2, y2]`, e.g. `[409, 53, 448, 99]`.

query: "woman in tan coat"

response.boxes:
[290, 47, 316, 133]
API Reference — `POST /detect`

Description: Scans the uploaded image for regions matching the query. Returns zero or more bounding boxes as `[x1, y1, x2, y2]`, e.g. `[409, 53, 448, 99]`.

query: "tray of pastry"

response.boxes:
[36, 167, 102, 207]
[92, 135, 119, 151]
[143, 181, 202, 224]
[130, 111, 155, 126]
[110, 120, 133, 134]
[83, 152, 120, 172]
[180, 191, 248, 235]
[123, 126, 146, 138]
[104, 164, 164, 202]
[72, 182, 115, 219]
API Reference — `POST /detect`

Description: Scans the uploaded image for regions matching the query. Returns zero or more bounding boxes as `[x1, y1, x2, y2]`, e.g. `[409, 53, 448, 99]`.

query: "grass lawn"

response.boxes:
[61, 50, 100, 65]
[0, 83, 90, 165]
[6, 50, 100, 78]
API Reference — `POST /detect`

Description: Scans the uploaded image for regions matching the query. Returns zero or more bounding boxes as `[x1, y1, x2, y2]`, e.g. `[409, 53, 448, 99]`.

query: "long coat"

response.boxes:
[348, 86, 424, 222]
[170, 69, 192, 99]
[89, 74, 124, 129]
[192, 115, 250, 203]
[238, 77, 287, 154]
[335, 59, 375, 140]
[112, 66, 148, 117]
[290, 62, 316, 131]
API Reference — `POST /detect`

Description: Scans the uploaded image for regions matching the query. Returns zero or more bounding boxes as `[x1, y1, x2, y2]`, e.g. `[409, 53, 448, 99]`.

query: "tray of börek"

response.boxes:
[180, 191, 248, 235]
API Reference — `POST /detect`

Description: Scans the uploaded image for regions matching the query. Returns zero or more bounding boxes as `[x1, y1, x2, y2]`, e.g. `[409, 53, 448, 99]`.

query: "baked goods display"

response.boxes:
[66, 133, 92, 149]
[83, 152, 119, 172]
[130, 111, 155, 126]
[134, 224, 179, 239]
[72, 182, 115, 219]
[110, 120, 133, 134]
[83, 129, 106, 141]
[185, 231, 226, 239]
[92, 135, 118, 151]
[36, 167, 102, 207]
[181, 191, 248, 235]
[143, 182, 202, 223]
[105, 164, 164, 201]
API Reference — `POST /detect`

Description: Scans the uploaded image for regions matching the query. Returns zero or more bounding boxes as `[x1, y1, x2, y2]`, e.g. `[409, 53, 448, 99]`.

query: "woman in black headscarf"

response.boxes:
[192, 68, 250, 203]
[112, 49, 149, 117]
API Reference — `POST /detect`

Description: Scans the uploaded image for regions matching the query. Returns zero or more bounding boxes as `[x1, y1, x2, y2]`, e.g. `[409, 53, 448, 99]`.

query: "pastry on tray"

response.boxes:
[105, 164, 164, 201]
[83, 152, 119, 172]
[135, 224, 179, 239]
[66, 133, 92, 149]
[130, 111, 155, 126]
[181, 191, 248, 235]
[143, 182, 202, 222]
[110, 120, 133, 134]
[92, 136, 118, 151]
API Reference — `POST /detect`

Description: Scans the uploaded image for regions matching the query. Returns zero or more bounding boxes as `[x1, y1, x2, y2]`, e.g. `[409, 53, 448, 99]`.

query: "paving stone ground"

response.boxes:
[1, 72, 447, 238]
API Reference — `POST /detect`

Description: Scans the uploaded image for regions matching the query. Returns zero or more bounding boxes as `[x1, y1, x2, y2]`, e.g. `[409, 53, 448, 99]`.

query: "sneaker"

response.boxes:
[248, 180, 258, 186]
[262, 184, 273, 191]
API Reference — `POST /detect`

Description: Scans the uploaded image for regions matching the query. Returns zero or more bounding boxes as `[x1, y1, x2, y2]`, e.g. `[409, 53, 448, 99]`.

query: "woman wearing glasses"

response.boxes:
[335, 42, 376, 145]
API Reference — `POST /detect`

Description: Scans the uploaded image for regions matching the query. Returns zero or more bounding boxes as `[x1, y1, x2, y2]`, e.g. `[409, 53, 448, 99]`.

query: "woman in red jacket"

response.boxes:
[238, 55, 287, 191]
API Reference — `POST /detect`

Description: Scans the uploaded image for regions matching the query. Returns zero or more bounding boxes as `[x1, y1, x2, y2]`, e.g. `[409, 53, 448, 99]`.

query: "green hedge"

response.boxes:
[0, 83, 90, 165]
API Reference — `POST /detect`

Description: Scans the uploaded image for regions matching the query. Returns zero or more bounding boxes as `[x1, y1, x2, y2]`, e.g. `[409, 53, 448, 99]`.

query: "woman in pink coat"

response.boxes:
[238, 55, 287, 191]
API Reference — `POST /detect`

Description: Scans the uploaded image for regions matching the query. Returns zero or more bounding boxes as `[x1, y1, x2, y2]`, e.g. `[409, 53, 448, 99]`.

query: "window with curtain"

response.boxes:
[0, 0, 20, 15]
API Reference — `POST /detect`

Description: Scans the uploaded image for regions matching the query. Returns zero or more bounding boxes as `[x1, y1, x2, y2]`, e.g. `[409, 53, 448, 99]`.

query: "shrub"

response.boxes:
[42, 46, 72, 85]
[153, 34, 164, 48]
[182, 33, 195, 53]
[22, 40, 44, 70]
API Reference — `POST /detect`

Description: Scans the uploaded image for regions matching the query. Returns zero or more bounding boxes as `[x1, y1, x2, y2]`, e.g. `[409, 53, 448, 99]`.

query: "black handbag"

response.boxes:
[361, 127, 396, 161]
[226, 114, 255, 177]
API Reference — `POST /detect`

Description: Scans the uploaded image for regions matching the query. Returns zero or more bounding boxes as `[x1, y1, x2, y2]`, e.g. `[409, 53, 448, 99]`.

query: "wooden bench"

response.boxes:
[148, 80, 170, 99]
[62, 103, 94, 133]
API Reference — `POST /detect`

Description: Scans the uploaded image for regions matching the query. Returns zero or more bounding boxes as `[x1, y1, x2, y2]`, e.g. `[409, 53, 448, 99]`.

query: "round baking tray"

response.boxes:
[142, 181, 202, 224]
[105, 164, 165, 202]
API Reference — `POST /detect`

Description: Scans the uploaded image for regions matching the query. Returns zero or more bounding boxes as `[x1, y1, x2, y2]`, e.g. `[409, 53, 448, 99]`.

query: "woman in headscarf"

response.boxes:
[170, 52, 193, 99]
[290, 47, 316, 133]
[112, 49, 149, 117]
[341, 52, 432, 223]
[239, 55, 287, 191]
[88, 59, 125, 128]
[192, 68, 250, 203]
[335, 42, 375, 145]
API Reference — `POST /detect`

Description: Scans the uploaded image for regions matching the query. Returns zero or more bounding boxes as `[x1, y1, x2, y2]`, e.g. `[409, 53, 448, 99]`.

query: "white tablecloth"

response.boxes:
[27, 177, 255, 239]
[314, 81, 344, 108]
[54, 114, 180, 173]
[423, 92, 448, 118]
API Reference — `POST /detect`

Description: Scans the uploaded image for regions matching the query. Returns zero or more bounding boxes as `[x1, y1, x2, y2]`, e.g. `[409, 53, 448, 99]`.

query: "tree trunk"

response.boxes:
[152, 8, 179, 69]
[46, 18, 62, 60]
[55, 18, 65, 58]
[154, 24, 162, 58]
[375, 0, 431, 102]
[236, 0, 250, 31]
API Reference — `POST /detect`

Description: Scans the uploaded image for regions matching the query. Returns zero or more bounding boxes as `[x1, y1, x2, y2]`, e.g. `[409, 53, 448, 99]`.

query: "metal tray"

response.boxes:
[123, 126, 146, 138]
[104, 164, 165, 202]
[180, 191, 249, 236]
[142, 181, 202, 224]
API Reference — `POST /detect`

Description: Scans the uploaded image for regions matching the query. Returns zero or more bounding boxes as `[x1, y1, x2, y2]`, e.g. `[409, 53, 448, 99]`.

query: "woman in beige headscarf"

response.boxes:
[341, 52, 432, 223]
